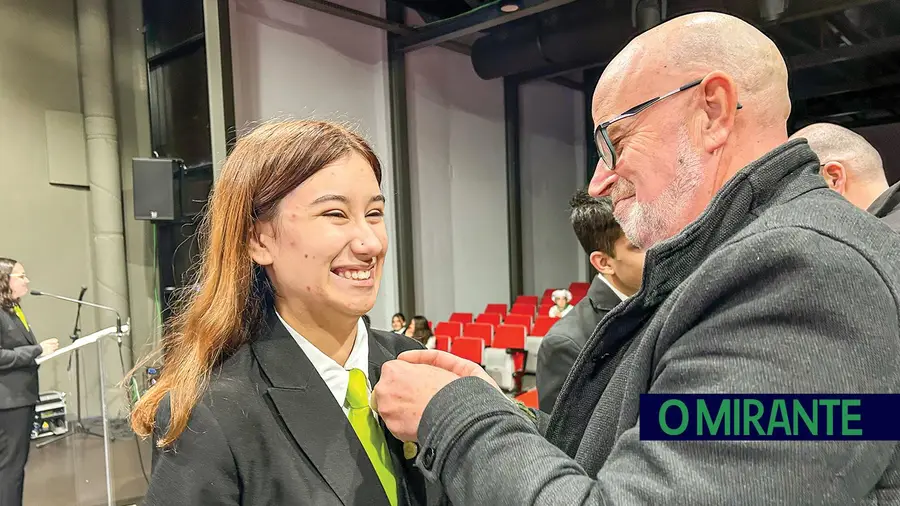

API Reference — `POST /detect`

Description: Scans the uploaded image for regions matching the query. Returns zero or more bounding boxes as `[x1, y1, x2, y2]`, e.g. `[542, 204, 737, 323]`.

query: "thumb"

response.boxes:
[397, 350, 483, 377]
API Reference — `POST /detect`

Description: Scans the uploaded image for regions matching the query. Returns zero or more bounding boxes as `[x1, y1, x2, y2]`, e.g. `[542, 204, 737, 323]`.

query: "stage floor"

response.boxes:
[24, 431, 150, 506]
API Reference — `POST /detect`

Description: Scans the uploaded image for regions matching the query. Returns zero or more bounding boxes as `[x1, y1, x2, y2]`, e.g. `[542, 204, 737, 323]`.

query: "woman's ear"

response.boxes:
[249, 223, 275, 266]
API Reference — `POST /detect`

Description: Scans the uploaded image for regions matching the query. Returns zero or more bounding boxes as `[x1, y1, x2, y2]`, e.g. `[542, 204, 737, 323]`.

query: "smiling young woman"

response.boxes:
[132, 120, 442, 506]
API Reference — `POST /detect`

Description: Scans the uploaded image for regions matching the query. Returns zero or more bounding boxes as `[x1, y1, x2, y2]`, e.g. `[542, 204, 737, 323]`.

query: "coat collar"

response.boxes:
[251, 310, 393, 506]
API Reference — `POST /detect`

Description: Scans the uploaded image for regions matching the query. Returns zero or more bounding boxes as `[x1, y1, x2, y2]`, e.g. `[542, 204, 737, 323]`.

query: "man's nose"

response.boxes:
[588, 160, 618, 197]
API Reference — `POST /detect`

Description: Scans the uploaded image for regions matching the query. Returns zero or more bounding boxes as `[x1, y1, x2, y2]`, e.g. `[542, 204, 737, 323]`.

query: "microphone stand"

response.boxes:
[36, 289, 114, 447]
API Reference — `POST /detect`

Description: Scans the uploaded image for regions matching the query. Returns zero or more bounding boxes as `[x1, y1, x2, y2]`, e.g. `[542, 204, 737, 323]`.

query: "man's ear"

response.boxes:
[249, 222, 275, 266]
[820, 161, 847, 195]
[590, 251, 614, 277]
[698, 71, 738, 154]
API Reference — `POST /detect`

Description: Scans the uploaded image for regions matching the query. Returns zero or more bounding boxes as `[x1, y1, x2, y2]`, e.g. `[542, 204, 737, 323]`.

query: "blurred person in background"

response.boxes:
[404, 316, 434, 349]
[132, 121, 442, 506]
[0, 258, 59, 506]
[391, 313, 406, 334]
[537, 192, 645, 413]
[791, 122, 900, 231]
[547, 290, 573, 318]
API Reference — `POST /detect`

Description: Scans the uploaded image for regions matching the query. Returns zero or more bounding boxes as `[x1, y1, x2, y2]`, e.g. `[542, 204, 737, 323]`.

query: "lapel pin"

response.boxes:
[403, 441, 419, 460]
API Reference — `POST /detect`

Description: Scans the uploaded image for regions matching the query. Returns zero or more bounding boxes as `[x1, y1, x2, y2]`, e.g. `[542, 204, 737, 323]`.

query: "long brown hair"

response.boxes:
[131, 120, 382, 447]
[0, 257, 19, 312]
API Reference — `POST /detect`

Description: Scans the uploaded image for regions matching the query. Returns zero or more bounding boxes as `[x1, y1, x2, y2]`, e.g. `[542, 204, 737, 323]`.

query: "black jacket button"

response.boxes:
[422, 447, 436, 470]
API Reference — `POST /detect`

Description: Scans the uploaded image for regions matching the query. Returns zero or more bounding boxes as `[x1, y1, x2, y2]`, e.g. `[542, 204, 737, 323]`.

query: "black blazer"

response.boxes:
[144, 312, 446, 506]
[0, 307, 42, 410]
[536, 276, 623, 413]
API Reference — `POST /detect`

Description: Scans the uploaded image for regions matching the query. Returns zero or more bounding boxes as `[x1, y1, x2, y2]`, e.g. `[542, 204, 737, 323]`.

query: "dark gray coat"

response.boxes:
[415, 140, 900, 505]
[868, 181, 900, 232]
[537, 276, 622, 413]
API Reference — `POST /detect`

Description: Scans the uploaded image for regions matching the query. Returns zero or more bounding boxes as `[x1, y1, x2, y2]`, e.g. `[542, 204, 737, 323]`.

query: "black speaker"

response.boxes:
[133, 158, 181, 221]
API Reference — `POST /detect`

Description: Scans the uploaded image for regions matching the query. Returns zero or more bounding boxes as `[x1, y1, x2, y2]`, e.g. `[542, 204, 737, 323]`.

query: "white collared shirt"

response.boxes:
[276, 312, 371, 417]
[597, 273, 629, 302]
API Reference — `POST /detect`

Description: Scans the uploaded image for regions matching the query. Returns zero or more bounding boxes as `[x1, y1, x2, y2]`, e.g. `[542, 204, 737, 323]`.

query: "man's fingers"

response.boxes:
[397, 350, 481, 377]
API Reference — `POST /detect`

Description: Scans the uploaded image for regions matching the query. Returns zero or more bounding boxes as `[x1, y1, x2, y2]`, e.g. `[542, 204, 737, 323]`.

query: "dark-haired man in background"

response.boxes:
[537, 191, 644, 413]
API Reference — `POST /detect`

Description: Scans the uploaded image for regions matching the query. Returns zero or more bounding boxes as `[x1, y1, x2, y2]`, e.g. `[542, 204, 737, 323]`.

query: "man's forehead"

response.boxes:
[590, 44, 655, 125]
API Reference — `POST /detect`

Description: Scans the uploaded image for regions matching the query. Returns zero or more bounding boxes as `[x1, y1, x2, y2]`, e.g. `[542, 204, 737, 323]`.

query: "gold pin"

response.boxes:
[403, 441, 419, 460]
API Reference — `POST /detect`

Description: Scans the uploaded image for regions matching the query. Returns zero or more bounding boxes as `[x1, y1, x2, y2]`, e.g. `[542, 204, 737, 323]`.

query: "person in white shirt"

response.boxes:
[547, 289, 574, 318]
[132, 120, 443, 506]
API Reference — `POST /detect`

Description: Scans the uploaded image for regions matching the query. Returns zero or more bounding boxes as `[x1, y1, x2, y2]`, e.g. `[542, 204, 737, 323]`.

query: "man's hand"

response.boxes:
[398, 350, 501, 391]
[373, 351, 501, 442]
[39, 338, 59, 356]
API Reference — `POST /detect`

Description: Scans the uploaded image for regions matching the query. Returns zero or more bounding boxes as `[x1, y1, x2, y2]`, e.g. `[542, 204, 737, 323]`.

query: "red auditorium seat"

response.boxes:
[449, 312, 473, 324]
[483, 303, 507, 316]
[428, 320, 433, 329]
[510, 303, 536, 316]
[451, 337, 484, 364]
[434, 321, 462, 338]
[516, 295, 539, 306]
[515, 388, 539, 409]
[475, 313, 502, 328]
[538, 303, 553, 317]
[463, 322, 493, 346]
[435, 335, 451, 352]
[493, 324, 528, 392]
[571, 294, 584, 305]
[542, 288, 555, 299]
[503, 313, 532, 333]
[531, 316, 556, 336]
[569, 281, 590, 295]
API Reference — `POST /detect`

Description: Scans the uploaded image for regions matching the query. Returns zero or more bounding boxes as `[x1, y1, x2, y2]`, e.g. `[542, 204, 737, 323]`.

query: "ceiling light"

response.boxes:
[500, 1, 522, 13]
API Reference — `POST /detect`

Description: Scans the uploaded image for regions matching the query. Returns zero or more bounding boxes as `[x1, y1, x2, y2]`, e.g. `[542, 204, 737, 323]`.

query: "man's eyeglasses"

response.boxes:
[593, 78, 743, 171]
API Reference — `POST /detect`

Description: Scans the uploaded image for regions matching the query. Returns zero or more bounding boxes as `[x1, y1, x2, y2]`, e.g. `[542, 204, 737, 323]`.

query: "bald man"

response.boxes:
[791, 122, 900, 231]
[372, 12, 900, 505]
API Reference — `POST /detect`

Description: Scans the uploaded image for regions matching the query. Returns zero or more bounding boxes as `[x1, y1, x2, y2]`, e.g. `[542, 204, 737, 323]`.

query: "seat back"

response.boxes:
[483, 303, 507, 316]
[475, 312, 502, 328]
[515, 295, 539, 306]
[493, 324, 527, 349]
[510, 303, 536, 316]
[531, 316, 557, 337]
[434, 321, 462, 338]
[435, 335, 451, 352]
[449, 312, 473, 324]
[503, 313, 532, 333]
[463, 322, 493, 346]
[451, 337, 484, 364]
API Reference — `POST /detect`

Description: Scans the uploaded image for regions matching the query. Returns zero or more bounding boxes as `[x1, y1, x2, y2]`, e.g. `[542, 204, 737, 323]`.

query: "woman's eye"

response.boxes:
[324, 211, 347, 219]
[367, 210, 384, 218]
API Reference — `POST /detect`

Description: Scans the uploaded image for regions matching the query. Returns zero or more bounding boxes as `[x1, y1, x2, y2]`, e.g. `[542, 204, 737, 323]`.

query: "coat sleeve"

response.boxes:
[414, 227, 900, 505]
[536, 334, 582, 413]
[0, 319, 42, 371]
[143, 395, 241, 506]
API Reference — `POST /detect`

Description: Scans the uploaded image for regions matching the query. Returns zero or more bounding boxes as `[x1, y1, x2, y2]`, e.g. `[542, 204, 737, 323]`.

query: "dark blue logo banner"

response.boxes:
[640, 394, 900, 441]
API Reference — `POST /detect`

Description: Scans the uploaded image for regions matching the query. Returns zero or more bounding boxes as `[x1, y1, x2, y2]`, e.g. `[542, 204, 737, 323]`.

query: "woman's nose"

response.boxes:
[588, 160, 618, 197]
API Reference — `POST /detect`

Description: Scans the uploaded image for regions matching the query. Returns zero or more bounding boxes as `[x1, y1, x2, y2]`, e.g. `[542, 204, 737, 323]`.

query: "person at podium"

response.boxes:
[131, 120, 443, 506]
[0, 258, 59, 506]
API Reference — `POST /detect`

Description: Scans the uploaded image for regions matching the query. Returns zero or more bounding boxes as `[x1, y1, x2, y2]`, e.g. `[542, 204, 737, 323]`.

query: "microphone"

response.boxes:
[31, 290, 123, 336]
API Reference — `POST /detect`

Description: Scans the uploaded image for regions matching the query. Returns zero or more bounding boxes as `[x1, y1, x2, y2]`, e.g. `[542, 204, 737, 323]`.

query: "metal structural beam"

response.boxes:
[204, 0, 236, 179]
[504, 78, 524, 302]
[285, 0, 471, 54]
[386, 2, 417, 317]
[396, 0, 579, 53]
[767, 0, 886, 24]
[790, 34, 900, 70]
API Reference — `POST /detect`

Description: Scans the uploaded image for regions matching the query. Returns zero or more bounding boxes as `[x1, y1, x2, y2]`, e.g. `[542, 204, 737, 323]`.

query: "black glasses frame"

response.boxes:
[593, 78, 743, 171]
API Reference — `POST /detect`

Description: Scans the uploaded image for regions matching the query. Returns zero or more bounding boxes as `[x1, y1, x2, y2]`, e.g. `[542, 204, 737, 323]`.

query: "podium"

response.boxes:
[36, 324, 130, 506]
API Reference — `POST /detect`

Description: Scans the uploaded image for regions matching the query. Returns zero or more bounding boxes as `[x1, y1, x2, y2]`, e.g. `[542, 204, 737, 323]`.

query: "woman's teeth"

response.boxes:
[338, 269, 371, 280]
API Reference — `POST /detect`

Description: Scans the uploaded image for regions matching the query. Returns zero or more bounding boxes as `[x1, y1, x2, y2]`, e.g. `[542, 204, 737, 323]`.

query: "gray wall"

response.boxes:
[0, 0, 156, 418]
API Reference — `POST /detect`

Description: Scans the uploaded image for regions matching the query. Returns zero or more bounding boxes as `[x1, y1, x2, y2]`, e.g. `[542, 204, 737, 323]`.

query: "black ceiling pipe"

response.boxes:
[471, 12, 636, 80]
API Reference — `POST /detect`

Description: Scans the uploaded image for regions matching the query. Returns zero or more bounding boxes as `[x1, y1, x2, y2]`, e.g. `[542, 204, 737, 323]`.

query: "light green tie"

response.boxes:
[346, 368, 398, 506]
[13, 305, 29, 331]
